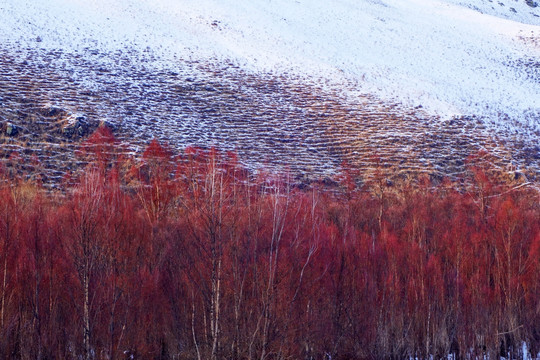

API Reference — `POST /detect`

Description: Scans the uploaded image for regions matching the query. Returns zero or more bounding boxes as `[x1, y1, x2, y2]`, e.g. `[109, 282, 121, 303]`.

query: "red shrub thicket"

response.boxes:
[0, 130, 539, 359]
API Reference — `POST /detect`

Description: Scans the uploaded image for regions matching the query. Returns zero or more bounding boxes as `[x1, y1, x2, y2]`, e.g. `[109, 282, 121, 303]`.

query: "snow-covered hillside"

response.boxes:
[0, 0, 539, 183]
[1, 0, 539, 125]
[445, 0, 540, 24]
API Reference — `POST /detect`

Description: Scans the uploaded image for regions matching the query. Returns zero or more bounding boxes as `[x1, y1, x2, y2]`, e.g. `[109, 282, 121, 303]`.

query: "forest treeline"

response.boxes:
[0, 127, 539, 360]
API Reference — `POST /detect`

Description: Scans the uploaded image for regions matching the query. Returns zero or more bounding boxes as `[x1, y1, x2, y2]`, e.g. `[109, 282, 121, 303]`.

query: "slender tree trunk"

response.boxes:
[210, 258, 221, 360]
[0, 254, 7, 331]
[1, 217, 11, 333]
[109, 285, 119, 360]
[35, 266, 42, 360]
[48, 255, 54, 358]
[83, 266, 91, 360]
[192, 295, 202, 360]
[260, 189, 288, 360]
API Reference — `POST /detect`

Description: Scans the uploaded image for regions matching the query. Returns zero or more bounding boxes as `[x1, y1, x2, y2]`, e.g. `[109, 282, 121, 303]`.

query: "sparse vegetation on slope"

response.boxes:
[1, 51, 538, 189]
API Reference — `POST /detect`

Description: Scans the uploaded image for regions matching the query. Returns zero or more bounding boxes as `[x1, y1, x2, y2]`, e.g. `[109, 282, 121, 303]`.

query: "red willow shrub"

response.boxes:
[0, 130, 539, 359]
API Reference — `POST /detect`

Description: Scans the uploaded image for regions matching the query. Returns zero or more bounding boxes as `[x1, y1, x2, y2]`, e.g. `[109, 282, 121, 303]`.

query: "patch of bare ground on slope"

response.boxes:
[0, 47, 537, 188]
[518, 29, 540, 49]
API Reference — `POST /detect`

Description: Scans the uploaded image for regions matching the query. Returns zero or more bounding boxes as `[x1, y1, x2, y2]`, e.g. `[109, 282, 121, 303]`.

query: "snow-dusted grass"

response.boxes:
[0, 0, 539, 131]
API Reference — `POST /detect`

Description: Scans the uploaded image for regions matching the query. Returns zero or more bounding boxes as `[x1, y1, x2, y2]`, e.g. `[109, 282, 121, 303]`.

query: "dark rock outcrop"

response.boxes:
[6, 122, 18, 136]
[62, 117, 89, 138]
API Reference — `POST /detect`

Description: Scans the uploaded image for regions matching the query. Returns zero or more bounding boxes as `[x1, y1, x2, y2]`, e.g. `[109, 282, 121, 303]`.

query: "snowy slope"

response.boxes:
[0, 0, 539, 131]
[444, 0, 540, 24]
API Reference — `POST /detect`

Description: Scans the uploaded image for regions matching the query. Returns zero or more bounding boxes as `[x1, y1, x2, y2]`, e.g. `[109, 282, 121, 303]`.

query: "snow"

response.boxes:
[0, 0, 539, 131]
